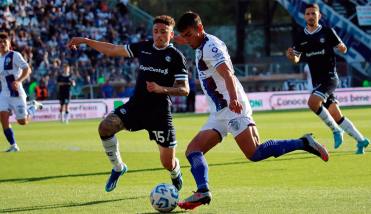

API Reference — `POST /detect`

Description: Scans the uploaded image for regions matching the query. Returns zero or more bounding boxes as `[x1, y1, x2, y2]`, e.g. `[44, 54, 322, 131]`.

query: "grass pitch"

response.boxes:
[1, 107, 370, 213]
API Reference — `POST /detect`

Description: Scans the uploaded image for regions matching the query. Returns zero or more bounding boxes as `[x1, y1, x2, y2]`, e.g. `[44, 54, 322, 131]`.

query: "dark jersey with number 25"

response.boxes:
[292, 25, 343, 85]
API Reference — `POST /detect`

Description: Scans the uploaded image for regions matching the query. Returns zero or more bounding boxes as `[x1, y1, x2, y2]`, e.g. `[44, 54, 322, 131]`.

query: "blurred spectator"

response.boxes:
[101, 79, 114, 98]
[35, 78, 48, 101]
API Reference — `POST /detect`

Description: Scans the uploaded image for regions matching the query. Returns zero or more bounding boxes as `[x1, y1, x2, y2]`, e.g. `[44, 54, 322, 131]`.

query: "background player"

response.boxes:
[0, 32, 42, 152]
[175, 11, 329, 210]
[57, 64, 75, 124]
[286, 3, 369, 154]
[67, 15, 189, 192]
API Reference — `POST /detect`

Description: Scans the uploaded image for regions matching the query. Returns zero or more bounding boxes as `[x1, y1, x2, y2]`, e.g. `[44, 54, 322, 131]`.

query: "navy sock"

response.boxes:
[187, 152, 209, 192]
[4, 128, 16, 145]
[250, 139, 304, 162]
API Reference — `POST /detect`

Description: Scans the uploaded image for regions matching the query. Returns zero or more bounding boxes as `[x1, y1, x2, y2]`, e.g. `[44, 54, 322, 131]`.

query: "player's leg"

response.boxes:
[59, 99, 65, 123]
[327, 102, 369, 154]
[308, 87, 343, 147]
[178, 129, 221, 210]
[64, 102, 70, 124]
[99, 111, 127, 192]
[0, 111, 19, 152]
[157, 145, 182, 191]
[231, 117, 329, 162]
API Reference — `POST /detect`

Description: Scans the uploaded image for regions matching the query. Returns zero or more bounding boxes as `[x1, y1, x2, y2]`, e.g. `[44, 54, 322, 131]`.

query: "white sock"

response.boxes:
[101, 135, 124, 172]
[170, 158, 181, 179]
[27, 105, 36, 117]
[339, 117, 365, 142]
[60, 112, 64, 122]
[64, 112, 69, 122]
[317, 106, 342, 132]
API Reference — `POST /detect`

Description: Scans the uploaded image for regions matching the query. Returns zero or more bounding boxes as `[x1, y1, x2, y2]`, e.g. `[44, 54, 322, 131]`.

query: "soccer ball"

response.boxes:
[150, 183, 179, 212]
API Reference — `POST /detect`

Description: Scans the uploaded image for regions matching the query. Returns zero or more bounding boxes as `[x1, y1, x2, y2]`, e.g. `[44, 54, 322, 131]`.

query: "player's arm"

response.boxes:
[216, 63, 242, 114]
[146, 79, 189, 96]
[12, 65, 31, 91]
[67, 37, 129, 57]
[286, 47, 301, 64]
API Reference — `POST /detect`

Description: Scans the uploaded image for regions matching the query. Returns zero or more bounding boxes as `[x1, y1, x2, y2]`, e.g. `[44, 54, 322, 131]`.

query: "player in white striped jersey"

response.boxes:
[175, 11, 329, 210]
[0, 32, 42, 152]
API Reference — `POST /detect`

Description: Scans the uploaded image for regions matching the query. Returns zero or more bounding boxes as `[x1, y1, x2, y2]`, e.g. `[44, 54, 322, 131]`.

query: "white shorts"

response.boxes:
[0, 95, 28, 120]
[201, 107, 255, 139]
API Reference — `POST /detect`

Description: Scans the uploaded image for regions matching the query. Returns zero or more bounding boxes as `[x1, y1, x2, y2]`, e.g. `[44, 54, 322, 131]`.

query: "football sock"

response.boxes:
[27, 105, 36, 117]
[249, 139, 304, 161]
[316, 106, 342, 132]
[60, 112, 64, 122]
[170, 158, 181, 179]
[4, 128, 16, 145]
[64, 112, 69, 122]
[187, 152, 209, 192]
[101, 135, 124, 172]
[338, 117, 365, 142]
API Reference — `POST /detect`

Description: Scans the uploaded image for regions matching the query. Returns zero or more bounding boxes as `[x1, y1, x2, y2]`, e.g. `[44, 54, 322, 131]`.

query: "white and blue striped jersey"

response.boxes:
[195, 34, 251, 115]
[0, 51, 28, 97]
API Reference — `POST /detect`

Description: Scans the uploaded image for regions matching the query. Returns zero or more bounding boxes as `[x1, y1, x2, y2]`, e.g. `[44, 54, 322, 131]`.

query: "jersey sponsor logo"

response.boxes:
[305, 49, 325, 57]
[139, 65, 168, 75]
[300, 41, 308, 45]
[165, 56, 171, 62]
[141, 51, 152, 55]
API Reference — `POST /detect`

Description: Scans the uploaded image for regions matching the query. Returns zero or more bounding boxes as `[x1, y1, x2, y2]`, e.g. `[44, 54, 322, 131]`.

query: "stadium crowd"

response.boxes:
[0, 0, 147, 99]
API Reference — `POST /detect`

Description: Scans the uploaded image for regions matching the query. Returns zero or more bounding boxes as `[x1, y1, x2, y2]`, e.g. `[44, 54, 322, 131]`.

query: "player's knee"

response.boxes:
[98, 120, 115, 137]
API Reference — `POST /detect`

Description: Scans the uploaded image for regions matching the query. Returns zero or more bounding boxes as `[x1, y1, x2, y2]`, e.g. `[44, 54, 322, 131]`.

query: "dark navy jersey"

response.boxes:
[124, 40, 188, 113]
[57, 74, 73, 95]
[292, 25, 343, 84]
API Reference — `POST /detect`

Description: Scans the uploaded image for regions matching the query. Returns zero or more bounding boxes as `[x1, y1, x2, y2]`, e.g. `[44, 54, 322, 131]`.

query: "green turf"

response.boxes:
[1, 107, 370, 213]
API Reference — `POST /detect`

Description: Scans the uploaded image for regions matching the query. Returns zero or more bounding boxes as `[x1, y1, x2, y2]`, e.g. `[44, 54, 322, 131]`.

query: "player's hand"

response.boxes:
[11, 80, 20, 91]
[229, 99, 242, 114]
[146, 81, 163, 94]
[173, 35, 188, 45]
[286, 48, 295, 59]
[67, 37, 86, 50]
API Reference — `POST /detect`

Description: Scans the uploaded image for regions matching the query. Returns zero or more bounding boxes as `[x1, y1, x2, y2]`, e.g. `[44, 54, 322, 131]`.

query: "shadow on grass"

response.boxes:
[0, 150, 354, 183]
[0, 196, 146, 213]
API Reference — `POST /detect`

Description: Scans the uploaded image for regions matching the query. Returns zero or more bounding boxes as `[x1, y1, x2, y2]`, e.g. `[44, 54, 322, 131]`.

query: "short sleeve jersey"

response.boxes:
[0, 51, 28, 97]
[57, 74, 73, 96]
[292, 25, 343, 84]
[195, 34, 251, 114]
[124, 40, 188, 114]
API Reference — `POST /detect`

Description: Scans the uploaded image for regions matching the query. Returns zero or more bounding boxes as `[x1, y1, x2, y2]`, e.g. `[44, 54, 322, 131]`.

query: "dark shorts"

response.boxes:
[312, 76, 339, 108]
[114, 102, 176, 148]
[59, 92, 71, 105]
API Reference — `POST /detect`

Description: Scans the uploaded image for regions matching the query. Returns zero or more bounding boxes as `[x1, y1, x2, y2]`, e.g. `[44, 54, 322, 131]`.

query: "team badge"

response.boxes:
[120, 108, 127, 115]
[211, 47, 218, 53]
[320, 38, 325, 43]
[165, 56, 171, 62]
[228, 118, 240, 132]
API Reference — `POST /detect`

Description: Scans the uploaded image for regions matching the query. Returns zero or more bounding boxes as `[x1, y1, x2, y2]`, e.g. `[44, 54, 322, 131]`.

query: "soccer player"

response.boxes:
[67, 15, 189, 192]
[57, 64, 75, 124]
[175, 11, 329, 210]
[0, 32, 42, 152]
[286, 3, 369, 154]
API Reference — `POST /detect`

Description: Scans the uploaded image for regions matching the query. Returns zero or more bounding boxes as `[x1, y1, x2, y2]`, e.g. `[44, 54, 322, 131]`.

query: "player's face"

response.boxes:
[0, 38, 10, 54]
[153, 23, 174, 48]
[179, 25, 203, 49]
[304, 8, 321, 27]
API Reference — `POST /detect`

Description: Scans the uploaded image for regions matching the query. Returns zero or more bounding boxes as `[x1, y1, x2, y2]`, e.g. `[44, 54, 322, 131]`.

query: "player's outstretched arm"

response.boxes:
[286, 48, 300, 64]
[67, 37, 129, 57]
[146, 80, 189, 96]
[216, 63, 242, 114]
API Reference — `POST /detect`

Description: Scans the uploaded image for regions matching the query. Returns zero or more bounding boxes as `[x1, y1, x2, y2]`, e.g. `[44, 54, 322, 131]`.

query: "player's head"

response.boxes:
[0, 32, 11, 54]
[63, 64, 70, 74]
[176, 11, 204, 49]
[304, 4, 321, 27]
[152, 15, 175, 48]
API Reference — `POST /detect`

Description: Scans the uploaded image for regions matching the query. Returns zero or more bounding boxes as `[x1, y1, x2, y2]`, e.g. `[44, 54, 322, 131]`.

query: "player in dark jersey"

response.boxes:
[57, 64, 75, 124]
[286, 3, 369, 154]
[67, 15, 189, 192]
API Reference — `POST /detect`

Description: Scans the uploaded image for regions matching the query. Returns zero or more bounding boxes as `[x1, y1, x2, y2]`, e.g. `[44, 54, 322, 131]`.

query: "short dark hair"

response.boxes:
[305, 3, 320, 11]
[153, 15, 175, 28]
[176, 11, 202, 32]
[0, 32, 9, 40]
